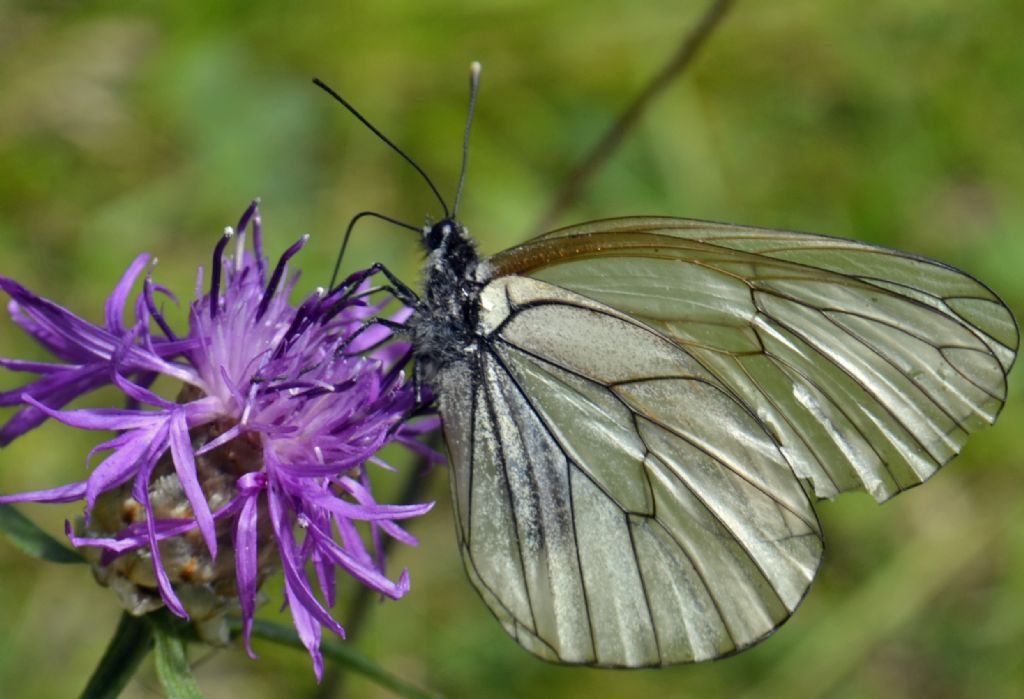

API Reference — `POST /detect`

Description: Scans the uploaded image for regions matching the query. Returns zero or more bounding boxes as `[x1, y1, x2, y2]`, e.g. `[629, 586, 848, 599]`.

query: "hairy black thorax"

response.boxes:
[410, 218, 489, 378]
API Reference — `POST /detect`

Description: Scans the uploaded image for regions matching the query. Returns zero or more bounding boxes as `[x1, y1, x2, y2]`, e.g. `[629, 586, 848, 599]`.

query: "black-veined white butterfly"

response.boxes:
[317, 63, 1018, 668]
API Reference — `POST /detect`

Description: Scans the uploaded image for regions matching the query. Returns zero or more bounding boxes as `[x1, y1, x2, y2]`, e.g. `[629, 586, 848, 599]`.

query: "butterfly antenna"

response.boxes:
[329, 211, 420, 290]
[453, 61, 482, 219]
[313, 77, 450, 217]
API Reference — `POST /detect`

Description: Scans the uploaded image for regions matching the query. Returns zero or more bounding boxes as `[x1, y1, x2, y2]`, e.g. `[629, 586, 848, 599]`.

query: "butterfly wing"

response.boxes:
[435, 275, 823, 667]
[490, 217, 1018, 502]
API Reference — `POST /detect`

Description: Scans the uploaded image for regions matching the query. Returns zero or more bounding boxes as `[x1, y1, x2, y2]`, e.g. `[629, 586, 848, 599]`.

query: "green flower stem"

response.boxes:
[0, 504, 83, 563]
[150, 613, 205, 699]
[79, 613, 153, 699]
[234, 617, 446, 699]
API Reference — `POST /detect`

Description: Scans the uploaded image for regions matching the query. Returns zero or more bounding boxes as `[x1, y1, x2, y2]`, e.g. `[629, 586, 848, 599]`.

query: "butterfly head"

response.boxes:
[423, 218, 471, 252]
[421, 216, 481, 289]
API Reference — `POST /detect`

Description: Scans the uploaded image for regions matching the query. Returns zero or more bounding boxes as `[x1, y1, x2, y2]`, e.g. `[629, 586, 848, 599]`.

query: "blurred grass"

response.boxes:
[0, 1, 1022, 697]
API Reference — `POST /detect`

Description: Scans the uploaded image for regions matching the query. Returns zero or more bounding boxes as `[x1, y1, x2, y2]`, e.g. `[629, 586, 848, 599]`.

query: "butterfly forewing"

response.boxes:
[489, 218, 1018, 502]
[436, 275, 823, 667]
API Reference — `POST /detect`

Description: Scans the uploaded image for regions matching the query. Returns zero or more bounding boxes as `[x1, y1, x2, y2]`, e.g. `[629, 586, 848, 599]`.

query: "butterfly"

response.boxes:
[316, 63, 1018, 667]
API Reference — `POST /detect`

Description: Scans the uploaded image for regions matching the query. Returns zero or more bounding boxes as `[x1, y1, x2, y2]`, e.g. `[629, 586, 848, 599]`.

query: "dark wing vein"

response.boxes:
[485, 342, 736, 660]
[497, 222, 1016, 500]
[495, 336, 815, 532]
[754, 294, 958, 466]
[479, 359, 540, 638]
[765, 288, 975, 434]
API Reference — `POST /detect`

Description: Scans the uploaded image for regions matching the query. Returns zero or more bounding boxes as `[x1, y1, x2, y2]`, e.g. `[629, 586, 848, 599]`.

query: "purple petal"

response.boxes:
[234, 491, 261, 659]
[110, 368, 177, 410]
[6, 300, 86, 362]
[143, 509, 189, 618]
[168, 410, 217, 558]
[251, 207, 266, 279]
[398, 415, 442, 436]
[0, 480, 87, 504]
[267, 486, 346, 638]
[1, 277, 122, 361]
[0, 363, 105, 407]
[86, 431, 136, 465]
[284, 578, 325, 681]
[389, 306, 414, 325]
[374, 519, 419, 547]
[144, 274, 180, 342]
[372, 342, 413, 370]
[105, 254, 150, 336]
[132, 422, 188, 618]
[305, 492, 434, 521]
[396, 432, 445, 464]
[21, 395, 168, 432]
[69, 495, 245, 554]
[273, 460, 362, 478]
[314, 545, 336, 609]
[338, 475, 425, 546]
[68, 516, 194, 553]
[84, 425, 161, 520]
[0, 357, 74, 373]
[0, 365, 110, 444]
[367, 456, 398, 472]
[361, 470, 386, 571]
[302, 516, 410, 598]
[333, 510, 374, 568]
[194, 423, 244, 456]
[344, 324, 395, 354]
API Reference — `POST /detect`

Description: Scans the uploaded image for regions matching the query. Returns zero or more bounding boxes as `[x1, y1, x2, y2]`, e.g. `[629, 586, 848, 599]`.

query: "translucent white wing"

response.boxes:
[491, 217, 1018, 501]
[436, 275, 823, 667]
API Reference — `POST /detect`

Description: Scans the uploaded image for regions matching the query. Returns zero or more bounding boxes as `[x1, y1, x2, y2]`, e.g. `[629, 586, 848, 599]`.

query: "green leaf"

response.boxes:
[235, 617, 446, 699]
[79, 613, 153, 699]
[0, 504, 84, 563]
[150, 614, 205, 699]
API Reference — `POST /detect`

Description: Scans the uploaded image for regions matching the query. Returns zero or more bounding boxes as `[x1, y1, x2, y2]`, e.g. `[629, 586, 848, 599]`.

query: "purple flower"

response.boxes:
[0, 200, 439, 678]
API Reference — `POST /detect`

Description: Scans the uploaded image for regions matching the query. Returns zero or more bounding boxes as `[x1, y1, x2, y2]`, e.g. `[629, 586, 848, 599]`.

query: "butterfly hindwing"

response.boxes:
[490, 218, 1018, 502]
[436, 275, 823, 667]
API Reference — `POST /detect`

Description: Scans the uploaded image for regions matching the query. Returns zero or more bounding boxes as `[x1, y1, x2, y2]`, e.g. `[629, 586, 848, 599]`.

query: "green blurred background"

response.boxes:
[1, 1, 1022, 697]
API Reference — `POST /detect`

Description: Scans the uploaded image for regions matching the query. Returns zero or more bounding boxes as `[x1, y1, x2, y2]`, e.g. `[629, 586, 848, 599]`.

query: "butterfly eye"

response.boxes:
[425, 222, 450, 250]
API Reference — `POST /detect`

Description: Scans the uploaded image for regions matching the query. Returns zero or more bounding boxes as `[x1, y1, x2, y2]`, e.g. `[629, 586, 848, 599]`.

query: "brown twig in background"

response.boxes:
[531, 0, 736, 235]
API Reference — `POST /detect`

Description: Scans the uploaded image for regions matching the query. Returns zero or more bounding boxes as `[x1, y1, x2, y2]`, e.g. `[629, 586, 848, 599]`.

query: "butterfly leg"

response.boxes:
[328, 262, 420, 308]
[336, 316, 410, 355]
[367, 262, 421, 306]
[412, 358, 434, 408]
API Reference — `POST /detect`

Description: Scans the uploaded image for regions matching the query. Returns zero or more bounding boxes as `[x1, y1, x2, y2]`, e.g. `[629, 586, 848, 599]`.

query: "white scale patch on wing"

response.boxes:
[441, 275, 823, 667]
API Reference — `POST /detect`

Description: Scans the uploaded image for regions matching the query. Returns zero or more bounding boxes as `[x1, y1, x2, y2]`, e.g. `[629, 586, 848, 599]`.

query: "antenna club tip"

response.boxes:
[470, 61, 482, 76]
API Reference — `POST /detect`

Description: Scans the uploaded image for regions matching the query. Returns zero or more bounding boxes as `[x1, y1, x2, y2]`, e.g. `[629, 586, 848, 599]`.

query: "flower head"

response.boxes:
[0, 200, 438, 678]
